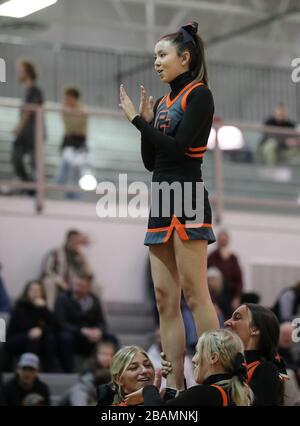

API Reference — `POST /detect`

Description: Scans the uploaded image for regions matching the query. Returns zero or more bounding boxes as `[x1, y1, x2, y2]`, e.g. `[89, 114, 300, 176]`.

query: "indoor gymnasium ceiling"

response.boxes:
[0, 0, 300, 67]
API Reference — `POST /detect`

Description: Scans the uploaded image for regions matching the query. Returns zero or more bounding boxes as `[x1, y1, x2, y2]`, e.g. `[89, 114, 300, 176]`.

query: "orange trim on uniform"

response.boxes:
[185, 152, 205, 158]
[181, 82, 205, 112]
[246, 361, 261, 385]
[165, 81, 195, 109]
[210, 384, 228, 406]
[147, 222, 212, 233]
[146, 226, 170, 233]
[187, 146, 207, 152]
[157, 95, 167, 108]
[184, 223, 213, 229]
[173, 215, 189, 240]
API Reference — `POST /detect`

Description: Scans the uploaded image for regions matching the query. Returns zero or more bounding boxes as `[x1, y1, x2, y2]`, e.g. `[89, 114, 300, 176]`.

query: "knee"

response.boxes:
[183, 291, 198, 312]
[181, 277, 204, 312]
[154, 285, 180, 317]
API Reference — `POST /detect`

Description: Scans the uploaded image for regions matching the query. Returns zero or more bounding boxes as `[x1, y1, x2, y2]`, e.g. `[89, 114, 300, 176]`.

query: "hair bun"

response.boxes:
[182, 21, 198, 35]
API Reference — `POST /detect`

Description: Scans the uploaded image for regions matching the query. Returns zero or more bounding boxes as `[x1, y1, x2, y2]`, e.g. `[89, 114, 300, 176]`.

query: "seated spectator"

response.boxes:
[56, 86, 88, 199]
[0, 263, 11, 312]
[207, 267, 232, 323]
[55, 274, 117, 372]
[60, 339, 117, 406]
[278, 322, 300, 405]
[5, 280, 57, 372]
[0, 353, 50, 406]
[272, 281, 300, 323]
[41, 229, 93, 308]
[147, 328, 196, 389]
[258, 104, 297, 165]
[208, 229, 244, 309]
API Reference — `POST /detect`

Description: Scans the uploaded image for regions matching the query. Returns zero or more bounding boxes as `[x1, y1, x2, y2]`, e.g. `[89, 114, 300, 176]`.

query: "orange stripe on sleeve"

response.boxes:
[187, 146, 207, 152]
[185, 152, 205, 158]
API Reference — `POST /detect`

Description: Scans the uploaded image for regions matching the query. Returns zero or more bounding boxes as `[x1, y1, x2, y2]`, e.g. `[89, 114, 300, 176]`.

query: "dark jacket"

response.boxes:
[272, 287, 300, 323]
[245, 350, 283, 406]
[0, 374, 50, 406]
[142, 374, 237, 406]
[7, 300, 57, 339]
[54, 291, 106, 334]
[0, 275, 11, 312]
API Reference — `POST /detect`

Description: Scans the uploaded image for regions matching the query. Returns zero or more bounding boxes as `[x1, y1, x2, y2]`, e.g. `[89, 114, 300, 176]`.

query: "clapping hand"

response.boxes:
[119, 85, 139, 122]
[139, 85, 154, 123]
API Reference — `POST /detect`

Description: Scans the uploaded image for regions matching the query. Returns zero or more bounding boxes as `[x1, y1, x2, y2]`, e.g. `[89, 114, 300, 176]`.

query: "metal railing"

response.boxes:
[1, 40, 299, 122]
[1, 99, 300, 222]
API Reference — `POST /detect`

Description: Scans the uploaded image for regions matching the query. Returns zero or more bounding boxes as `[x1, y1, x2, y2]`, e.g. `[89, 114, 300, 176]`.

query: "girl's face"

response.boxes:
[154, 39, 190, 84]
[118, 352, 154, 394]
[27, 283, 43, 303]
[225, 305, 253, 347]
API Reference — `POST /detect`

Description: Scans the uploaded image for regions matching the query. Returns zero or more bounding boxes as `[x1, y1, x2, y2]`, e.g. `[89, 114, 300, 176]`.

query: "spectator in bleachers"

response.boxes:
[60, 339, 117, 406]
[0, 263, 11, 312]
[272, 280, 300, 323]
[5, 280, 57, 372]
[208, 229, 243, 310]
[259, 104, 297, 166]
[56, 86, 88, 199]
[11, 60, 44, 193]
[0, 353, 50, 406]
[147, 328, 196, 389]
[41, 229, 93, 309]
[55, 273, 115, 373]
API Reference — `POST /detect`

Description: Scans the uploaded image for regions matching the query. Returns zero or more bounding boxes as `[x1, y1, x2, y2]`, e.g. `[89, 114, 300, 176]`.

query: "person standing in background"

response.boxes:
[56, 87, 88, 199]
[41, 229, 93, 309]
[208, 229, 243, 310]
[12, 60, 44, 193]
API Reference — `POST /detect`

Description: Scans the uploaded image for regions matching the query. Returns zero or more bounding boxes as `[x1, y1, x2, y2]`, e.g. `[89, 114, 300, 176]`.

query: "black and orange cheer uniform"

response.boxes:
[142, 374, 236, 406]
[245, 350, 288, 406]
[132, 70, 216, 245]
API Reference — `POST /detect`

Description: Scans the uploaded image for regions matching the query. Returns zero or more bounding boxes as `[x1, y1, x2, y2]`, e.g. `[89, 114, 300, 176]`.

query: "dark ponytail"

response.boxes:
[245, 303, 286, 405]
[245, 303, 279, 360]
[160, 21, 209, 85]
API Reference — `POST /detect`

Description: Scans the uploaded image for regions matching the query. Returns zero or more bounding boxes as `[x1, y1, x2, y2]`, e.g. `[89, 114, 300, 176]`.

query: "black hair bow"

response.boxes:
[233, 352, 248, 384]
[180, 22, 198, 46]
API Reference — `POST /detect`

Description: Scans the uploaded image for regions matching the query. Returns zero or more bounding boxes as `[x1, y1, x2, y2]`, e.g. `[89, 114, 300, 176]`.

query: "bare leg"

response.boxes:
[173, 232, 219, 336]
[149, 237, 185, 389]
